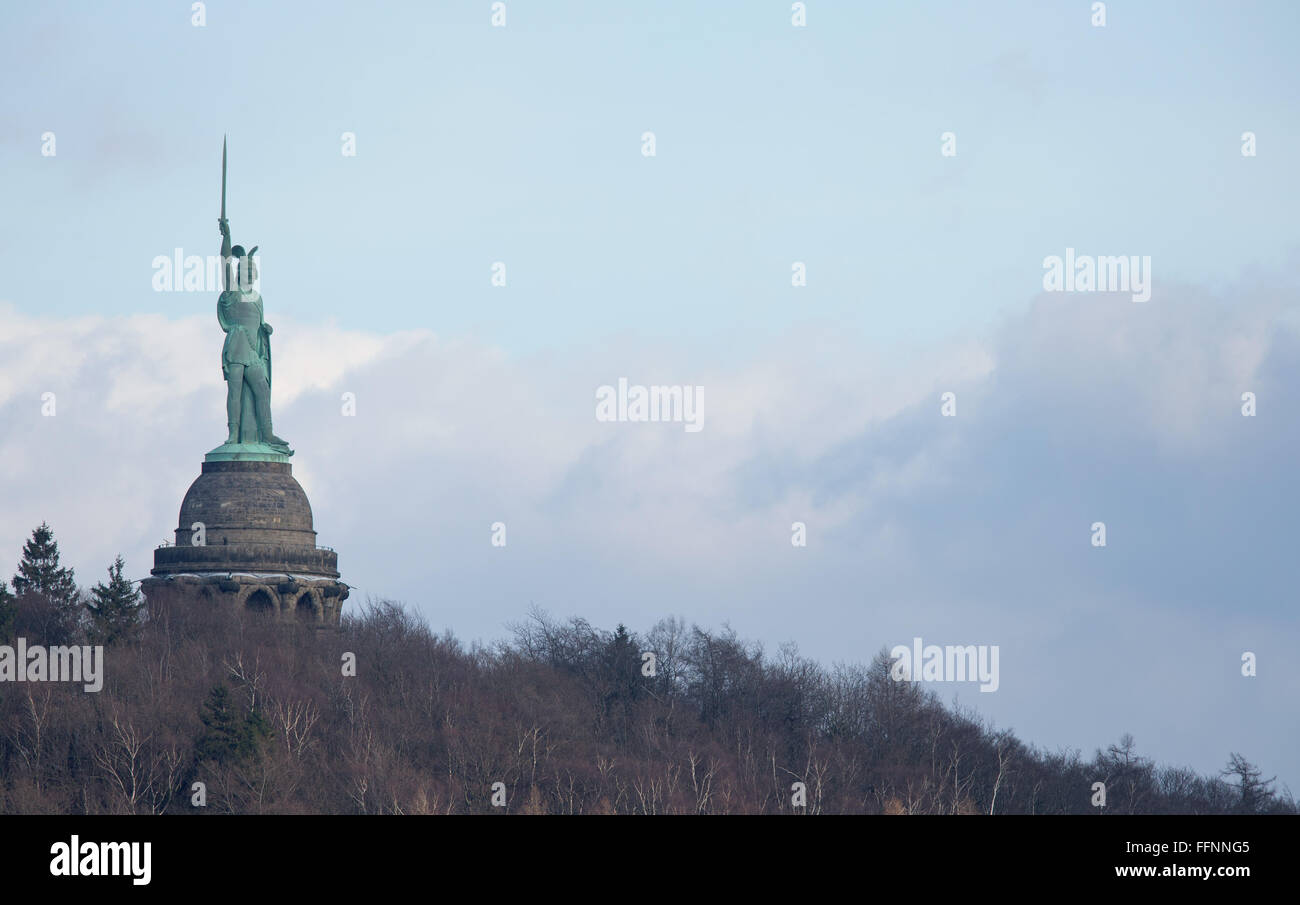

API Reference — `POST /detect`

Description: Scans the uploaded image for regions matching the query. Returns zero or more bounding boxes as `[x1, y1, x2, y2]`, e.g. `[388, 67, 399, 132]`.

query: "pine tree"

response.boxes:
[195, 685, 272, 766]
[86, 555, 142, 644]
[12, 523, 79, 606]
[10, 523, 81, 643]
[0, 581, 14, 640]
[600, 623, 641, 742]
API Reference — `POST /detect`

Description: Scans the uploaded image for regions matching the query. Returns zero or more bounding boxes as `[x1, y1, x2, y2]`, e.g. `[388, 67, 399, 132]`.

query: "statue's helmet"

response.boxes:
[229, 245, 259, 288]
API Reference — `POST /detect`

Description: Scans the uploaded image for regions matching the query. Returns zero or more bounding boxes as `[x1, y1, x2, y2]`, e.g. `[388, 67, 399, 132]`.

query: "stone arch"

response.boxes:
[293, 590, 320, 623]
[244, 587, 276, 614]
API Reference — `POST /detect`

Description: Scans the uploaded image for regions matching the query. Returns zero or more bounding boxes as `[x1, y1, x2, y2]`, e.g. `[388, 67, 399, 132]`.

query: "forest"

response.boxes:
[0, 523, 1291, 815]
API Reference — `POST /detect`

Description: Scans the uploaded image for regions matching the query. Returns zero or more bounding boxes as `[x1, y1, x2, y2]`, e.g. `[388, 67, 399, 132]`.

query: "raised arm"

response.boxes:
[218, 218, 232, 291]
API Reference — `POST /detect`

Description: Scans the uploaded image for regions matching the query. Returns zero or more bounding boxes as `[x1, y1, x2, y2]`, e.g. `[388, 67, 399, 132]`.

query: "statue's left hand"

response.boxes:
[264, 323, 273, 335]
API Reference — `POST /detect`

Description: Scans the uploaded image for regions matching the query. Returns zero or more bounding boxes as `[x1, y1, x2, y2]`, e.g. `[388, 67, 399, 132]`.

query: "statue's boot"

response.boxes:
[253, 398, 290, 449]
[226, 385, 241, 444]
[260, 421, 289, 448]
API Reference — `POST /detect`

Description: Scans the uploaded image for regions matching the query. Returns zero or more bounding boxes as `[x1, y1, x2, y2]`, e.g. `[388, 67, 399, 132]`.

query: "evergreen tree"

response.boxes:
[600, 623, 641, 742]
[0, 580, 14, 640]
[605, 624, 640, 683]
[12, 523, 79, 606]
[10, 523, 81, 643]
[86, 555, 143, 644]
[195, 685, 272, 766]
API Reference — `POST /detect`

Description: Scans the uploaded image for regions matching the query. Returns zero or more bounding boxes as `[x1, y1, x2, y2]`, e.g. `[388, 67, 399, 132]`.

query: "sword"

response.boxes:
[220, 135, 227, 223]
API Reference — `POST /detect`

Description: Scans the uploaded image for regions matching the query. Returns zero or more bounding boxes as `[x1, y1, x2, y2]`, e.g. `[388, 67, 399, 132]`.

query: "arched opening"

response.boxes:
[294, 594, 317, 623]
[245, 588, 275, 615]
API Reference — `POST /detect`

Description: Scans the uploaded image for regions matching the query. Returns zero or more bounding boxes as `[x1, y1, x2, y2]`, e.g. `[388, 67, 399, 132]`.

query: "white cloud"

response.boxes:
[0, 282, 1297, 785]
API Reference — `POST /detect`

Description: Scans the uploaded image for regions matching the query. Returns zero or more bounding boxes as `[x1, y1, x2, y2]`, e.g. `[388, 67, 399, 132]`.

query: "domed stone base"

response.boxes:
[143, 458, 348, 627]
[141, 572, 347, 626]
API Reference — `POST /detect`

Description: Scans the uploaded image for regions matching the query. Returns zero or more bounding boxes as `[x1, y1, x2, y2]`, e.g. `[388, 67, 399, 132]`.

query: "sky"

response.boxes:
[1, 1, 1298, 790]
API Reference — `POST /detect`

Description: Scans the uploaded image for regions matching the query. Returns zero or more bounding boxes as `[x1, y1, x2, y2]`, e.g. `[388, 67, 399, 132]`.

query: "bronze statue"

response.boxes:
[215, 137, 290, 456]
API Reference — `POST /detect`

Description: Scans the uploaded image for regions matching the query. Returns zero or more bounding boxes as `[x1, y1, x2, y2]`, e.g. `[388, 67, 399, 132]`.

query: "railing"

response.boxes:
[154, 541, 337, 552]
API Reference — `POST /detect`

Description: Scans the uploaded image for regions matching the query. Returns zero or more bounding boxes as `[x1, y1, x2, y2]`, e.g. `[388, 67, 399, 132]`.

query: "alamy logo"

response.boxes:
[1042, 248, 1151, 302]
[152, 248, 260, 292]
[50, 837, 151, 885]
[0, 639, 103, 692]
[890, 637, 1000, 693]
[595, 378, 703, 432]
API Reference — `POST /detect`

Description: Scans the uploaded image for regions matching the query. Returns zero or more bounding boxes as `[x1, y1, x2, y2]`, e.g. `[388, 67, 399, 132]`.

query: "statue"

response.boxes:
[214, 137, 291, 457]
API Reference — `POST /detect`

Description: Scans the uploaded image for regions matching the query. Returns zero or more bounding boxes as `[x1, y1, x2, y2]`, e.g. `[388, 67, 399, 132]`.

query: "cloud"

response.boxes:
[0, 278, 1297, 786]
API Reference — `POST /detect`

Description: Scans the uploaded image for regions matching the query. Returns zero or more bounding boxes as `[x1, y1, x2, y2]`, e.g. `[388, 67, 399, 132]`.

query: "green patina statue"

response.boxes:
[210, 138, 291, 459]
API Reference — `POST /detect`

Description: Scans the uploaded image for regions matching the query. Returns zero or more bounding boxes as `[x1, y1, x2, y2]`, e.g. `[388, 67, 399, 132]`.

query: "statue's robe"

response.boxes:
[217, 289, 273, 444]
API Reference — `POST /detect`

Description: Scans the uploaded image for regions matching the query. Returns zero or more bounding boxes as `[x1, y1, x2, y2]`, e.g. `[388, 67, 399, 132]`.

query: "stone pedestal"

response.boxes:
[142, 457, 348, 626]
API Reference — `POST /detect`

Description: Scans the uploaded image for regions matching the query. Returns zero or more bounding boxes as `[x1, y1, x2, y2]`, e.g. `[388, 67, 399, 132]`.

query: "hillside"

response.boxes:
[0, 596, 1289, 815]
